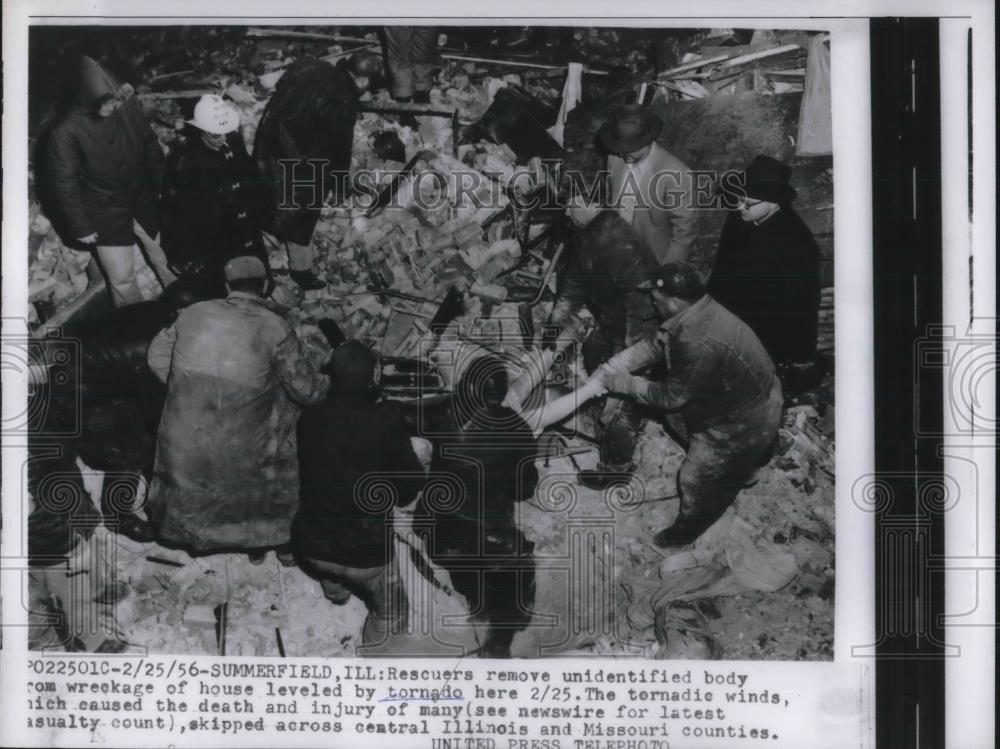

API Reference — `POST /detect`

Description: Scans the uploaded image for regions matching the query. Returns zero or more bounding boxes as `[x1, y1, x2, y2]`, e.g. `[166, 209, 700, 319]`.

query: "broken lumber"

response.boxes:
[720, 43, 801, 68]
[440, 53, 610, 75]
[658, 52, 742, 79]
[358, 102, 457, 119]
[137, 90, 215, 101]
[246, 27, 374, 44]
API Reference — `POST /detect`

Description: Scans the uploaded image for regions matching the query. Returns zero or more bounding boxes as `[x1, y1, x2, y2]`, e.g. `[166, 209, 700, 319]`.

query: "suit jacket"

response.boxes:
[608, 142, 699, 265]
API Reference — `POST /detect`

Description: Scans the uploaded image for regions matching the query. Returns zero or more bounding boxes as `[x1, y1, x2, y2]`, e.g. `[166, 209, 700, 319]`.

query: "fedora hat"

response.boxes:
[187, 94, 240, 135]
[598, 105, 663, 155]
[739, 155, 797, 204]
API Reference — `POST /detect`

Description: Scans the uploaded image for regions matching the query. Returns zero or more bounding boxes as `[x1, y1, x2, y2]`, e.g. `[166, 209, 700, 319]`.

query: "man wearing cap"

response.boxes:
[542, 191, 661, 488]
[254, 51, 382, 290]
[597, 262, 783, 547]
[709, 155, 822, 389]
[601, 104, 700, 266]
[160, 95, 270, 295]
[146, 256, 330, 560]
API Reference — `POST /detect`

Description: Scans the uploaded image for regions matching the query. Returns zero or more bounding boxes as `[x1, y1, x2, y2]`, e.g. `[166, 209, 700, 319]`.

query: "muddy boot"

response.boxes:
[320, 579, 353, 605]
[275, 546, 297, 568]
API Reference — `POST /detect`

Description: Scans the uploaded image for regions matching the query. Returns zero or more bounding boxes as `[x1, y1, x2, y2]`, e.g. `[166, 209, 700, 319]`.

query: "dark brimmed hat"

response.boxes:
[223, 255, 267, 283]
[598, 105, 663, 155]
[726, 155, 798, 205]
[638, 262, 706, 299]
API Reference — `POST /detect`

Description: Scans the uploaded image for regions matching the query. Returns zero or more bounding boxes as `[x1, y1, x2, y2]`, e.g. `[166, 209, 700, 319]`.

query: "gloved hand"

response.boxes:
[597, 366, 640, 396]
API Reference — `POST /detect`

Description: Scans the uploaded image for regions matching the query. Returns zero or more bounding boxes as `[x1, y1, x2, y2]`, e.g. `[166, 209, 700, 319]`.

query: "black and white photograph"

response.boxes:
[1, 3, 994, 749]
[18, 21, 836, 661]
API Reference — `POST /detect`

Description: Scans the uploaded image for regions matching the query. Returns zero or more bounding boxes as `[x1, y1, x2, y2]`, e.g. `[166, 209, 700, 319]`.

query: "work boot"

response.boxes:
[290, 269, 325, 290]
[276, 547, 297, 568]
[653, 516, 719, 548]
[320, 579, 353, 605]
[248, 550, 268, 565]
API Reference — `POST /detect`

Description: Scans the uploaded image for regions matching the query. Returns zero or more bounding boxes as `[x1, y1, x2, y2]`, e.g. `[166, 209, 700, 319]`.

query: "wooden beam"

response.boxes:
[246, 27, 374, 44]
[440, 53, 609, 75]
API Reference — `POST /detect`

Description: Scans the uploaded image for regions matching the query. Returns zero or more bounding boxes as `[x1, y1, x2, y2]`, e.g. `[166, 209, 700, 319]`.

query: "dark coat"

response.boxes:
[708, 208, 821, 364]
[293, 396, 427, 568]
[27, 440, 101, 565]
[254, 58, 361, 245]
[548, 210, 660, 346]
[146, 292, 329, 552]
[160, 130, 269, 279]
[35, 63, 164, 246]
[417, 404, 539, 656]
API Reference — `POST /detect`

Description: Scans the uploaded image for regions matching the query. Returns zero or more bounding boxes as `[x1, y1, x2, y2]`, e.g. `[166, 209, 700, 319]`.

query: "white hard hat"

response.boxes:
[187, 94, 240, 135]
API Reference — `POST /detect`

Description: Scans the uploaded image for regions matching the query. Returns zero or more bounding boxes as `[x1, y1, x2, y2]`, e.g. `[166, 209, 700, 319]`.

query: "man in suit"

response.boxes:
[602, 105, 700, 265]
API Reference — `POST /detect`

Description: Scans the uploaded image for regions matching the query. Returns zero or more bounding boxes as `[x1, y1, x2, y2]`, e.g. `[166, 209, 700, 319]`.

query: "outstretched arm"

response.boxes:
[518, 374, 607, 436]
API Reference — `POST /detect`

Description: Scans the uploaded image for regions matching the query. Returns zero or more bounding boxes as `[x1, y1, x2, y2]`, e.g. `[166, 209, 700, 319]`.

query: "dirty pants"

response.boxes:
[28, 530, 122, 651]
[582, 326, 645, 471]
[384, 26, 437, 99]
[662, 378, 783, 523]
[303, 555, 407, 652]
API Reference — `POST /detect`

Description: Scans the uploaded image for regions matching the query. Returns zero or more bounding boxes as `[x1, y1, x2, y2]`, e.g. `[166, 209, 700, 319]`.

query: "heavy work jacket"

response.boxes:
[253, 58, 361, 245]
[548, 210, 660, 346]
[35, 66, 164, 246]
[160, 131, 269, 278]
[146, 292, 329, 552]
[605, 295, 782, 443]
[294, 397, 426, 568]
[708, 207, 821, 364]
[608, 142, 699, 265]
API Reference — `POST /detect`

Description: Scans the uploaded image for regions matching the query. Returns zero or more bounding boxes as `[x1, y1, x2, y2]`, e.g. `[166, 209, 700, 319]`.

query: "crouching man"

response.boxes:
[598, 262, 783, 546]
[146, 256, 329, 561]
[293, 342, 427, 652]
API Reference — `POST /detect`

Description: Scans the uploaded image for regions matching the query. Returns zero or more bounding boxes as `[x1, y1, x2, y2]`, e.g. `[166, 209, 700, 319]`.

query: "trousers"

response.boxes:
[582, 326, 645, 471]
[663, 378, 783, 522]
[302, 555, 407, 653]
[28, 530, 122, 652]
[384, 27, 438, 98]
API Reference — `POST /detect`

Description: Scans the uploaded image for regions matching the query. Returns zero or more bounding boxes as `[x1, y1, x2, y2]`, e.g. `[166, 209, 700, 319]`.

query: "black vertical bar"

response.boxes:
[870, 17, 945, 749]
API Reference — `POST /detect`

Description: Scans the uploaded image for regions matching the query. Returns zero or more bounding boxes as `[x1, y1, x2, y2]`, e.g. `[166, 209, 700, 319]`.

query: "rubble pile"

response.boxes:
[27, 27, 836, 661]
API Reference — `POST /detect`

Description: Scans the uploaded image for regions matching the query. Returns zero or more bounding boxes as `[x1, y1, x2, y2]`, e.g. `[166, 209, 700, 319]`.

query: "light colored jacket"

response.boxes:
[608, 142, 699, 265]
[146, 292, 328, 552]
